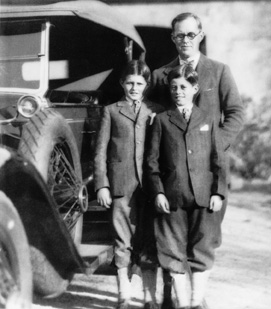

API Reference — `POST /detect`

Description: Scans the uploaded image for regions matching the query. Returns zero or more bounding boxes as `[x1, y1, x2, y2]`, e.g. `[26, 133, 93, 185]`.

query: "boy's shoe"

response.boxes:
[143, 302, 159, 309]
[161, 297, 175, 309]
[191, 302, 208, 309]
[116, 299, 130, 309]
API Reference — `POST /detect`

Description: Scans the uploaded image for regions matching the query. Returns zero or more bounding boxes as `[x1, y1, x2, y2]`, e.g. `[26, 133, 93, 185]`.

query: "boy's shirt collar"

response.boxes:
[125, 96, 143, 106]
[176, 103, 194, 113]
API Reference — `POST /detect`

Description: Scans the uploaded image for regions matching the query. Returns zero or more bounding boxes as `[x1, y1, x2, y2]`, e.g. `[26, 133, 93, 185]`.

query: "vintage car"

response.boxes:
[0, 0, 145, 307]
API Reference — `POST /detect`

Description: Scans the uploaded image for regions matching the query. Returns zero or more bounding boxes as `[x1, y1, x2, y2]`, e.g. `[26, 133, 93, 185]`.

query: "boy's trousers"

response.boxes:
[154, 200, 227, 273]
[111, 176, 145, 269]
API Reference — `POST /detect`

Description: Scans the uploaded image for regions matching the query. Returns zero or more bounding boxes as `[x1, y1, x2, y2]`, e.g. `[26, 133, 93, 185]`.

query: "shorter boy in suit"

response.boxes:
[146, 64, 227, 309]
[94, 60, 163, 309]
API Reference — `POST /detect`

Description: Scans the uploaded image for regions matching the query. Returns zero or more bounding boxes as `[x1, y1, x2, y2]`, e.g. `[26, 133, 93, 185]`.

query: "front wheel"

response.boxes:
[0, 191, 32, 309]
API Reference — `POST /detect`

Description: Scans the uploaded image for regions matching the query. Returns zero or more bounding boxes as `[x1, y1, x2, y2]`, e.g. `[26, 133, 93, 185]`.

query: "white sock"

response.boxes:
[191, 270, 211, 307]
[170, 271, 190, 308]
[117, 267, 131, 300]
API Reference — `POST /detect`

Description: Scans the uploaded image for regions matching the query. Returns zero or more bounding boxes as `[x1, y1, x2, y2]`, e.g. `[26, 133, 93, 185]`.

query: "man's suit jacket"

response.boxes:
[146, 105, 227, 210]
[151, 54, 244, 151]
[94, 99, 163, 197]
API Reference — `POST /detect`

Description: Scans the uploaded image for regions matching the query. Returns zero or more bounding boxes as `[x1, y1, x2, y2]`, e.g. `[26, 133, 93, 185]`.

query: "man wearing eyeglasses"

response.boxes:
[151, 12, 243, 153]
[148, 12, 244, 309]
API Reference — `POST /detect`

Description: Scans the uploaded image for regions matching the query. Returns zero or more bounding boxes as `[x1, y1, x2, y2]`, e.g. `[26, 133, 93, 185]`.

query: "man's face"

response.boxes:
[171, 17, 204, 59]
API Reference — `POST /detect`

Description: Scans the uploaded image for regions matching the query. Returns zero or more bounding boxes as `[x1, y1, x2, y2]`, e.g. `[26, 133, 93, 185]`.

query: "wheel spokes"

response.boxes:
[48, 144, 83, 232]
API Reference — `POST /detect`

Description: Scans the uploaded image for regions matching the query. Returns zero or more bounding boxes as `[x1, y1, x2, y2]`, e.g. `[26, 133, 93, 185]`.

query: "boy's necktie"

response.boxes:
[133, 100, 141, 114]
[182, 108, 191, 122]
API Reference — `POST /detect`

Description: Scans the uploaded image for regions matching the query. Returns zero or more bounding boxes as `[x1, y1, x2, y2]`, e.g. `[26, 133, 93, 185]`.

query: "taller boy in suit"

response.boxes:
[146, 64, 227, 309]
[94, 60, 163, 309]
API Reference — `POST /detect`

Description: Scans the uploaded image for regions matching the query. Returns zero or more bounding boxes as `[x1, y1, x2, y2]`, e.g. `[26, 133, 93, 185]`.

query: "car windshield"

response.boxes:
[0, 20, 43, 90]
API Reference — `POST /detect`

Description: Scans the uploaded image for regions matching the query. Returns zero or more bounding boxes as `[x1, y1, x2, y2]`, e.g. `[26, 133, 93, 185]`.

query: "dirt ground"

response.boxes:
[32, 181, 271, 309]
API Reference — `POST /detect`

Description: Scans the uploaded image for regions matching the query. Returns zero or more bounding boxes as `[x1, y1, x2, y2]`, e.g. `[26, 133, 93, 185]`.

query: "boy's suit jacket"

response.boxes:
[151, 53, 244, 151]
[94, 99, 163, 197]
[146, 105, 227, 210]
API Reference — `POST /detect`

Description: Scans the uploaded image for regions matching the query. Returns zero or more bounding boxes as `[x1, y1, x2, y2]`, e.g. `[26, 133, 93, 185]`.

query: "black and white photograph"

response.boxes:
[0, 1, 270, 309]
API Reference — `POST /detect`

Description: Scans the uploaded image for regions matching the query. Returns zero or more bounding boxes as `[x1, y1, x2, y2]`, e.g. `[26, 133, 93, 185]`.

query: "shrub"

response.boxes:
[231, 95, 271, 180]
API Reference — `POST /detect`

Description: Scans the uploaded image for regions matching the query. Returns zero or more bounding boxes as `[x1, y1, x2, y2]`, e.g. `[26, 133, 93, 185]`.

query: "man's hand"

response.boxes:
[97, 187, 112, 209]
[155, 193, 170, 214]
[209, 195, 223, 212]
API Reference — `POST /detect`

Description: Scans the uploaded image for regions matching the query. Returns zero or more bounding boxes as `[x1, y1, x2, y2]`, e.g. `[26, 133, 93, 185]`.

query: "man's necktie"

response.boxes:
[182, 108, 191, 122]
[134, 100, 141, 114]
[180, 59, 194, 68]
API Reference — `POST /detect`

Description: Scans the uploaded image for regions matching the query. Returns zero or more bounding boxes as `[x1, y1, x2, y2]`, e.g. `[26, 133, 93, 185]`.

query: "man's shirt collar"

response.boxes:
[179, 52, 200, 69]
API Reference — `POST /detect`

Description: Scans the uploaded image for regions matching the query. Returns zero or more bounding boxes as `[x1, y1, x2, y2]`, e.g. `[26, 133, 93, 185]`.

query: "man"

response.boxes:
[149, 12, 244, 309]
[151, 12, 243, 152]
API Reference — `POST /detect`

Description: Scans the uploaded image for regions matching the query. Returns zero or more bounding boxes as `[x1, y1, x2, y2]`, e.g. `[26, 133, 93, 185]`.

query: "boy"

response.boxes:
[146, 64, 227, 309]
[94, 60, 163, 309]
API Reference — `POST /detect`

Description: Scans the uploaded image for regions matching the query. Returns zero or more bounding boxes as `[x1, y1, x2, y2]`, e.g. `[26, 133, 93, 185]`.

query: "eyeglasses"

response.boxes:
[172, 31, 201, 42]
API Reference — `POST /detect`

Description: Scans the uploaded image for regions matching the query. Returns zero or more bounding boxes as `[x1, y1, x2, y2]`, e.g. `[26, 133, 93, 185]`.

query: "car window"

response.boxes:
[48, 16, 124, 101]
[0, 20, 43, 90]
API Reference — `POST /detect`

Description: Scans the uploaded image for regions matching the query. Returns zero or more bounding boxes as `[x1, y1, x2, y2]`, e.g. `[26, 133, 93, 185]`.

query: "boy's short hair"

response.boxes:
[167, 64, 198, 86]
[120, 60, 151, 84]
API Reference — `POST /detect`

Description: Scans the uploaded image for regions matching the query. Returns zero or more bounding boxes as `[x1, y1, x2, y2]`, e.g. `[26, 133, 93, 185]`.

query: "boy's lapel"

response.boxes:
[168, 107, 187, 131]
[118, 100, 136, 122]
[137, 100, 153, 122]
[188, 105, 205, 130]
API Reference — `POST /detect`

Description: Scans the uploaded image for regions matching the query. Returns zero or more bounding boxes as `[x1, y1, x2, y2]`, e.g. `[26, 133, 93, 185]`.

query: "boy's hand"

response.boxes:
[209, 195, 223, 212]
[97, 187, 112, 209]
[155, 193, 170, 214]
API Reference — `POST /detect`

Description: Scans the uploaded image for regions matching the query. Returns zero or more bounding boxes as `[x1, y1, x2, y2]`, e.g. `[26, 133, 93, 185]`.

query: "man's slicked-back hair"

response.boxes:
[167, 63, 198, 86]
[171, 12, 202, 32]
[120, 60, 151, 84]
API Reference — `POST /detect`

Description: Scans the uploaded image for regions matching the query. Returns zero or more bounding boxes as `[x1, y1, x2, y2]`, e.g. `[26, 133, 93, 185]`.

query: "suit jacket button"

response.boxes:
[188, 149, 192, 154]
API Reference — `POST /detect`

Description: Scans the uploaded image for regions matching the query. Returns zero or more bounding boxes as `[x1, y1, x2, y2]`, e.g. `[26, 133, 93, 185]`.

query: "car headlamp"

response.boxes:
[17, 95, 42, 118]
